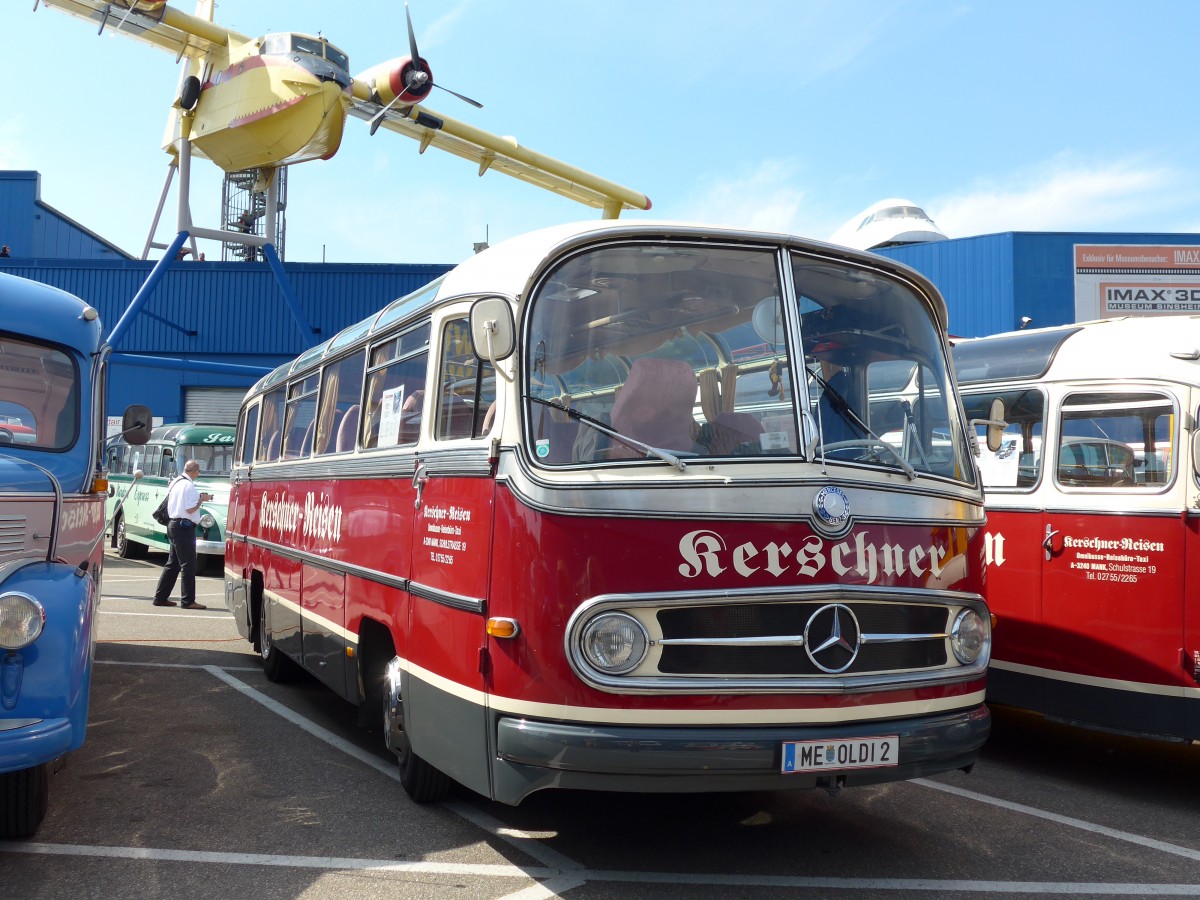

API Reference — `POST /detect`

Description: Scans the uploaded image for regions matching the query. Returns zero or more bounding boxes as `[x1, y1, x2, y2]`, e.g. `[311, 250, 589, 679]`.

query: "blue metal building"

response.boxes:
[877, 231, 1200, 338]
[0, 170, 451, 423]
[4, 168, 1199, 420]
[0, 171, 130, 261]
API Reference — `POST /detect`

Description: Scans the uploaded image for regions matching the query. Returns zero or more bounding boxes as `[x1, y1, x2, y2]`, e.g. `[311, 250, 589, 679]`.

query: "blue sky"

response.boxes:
[2, 1, 1199, 266]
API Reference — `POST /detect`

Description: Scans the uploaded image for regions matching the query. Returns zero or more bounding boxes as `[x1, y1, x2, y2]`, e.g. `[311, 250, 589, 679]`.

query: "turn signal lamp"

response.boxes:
[91, 476, 109, 493]
[486, 617, 520, 639]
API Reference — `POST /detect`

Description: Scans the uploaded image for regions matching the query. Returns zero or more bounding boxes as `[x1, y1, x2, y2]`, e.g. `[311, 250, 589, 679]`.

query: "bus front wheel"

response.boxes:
[0, 762, 49, 838]
[381, 657, 450, 803]
[258, 598, 293, 682]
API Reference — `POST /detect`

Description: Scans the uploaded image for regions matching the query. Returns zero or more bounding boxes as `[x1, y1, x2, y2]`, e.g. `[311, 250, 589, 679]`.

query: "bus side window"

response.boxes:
[435, 316, 494, 441]
[963, 389, 1045, 489]
[363, 322, 430, 450]
[143, 445, 163, 478]
[314, 350, 365, 456]
[239, 404, 260, 467]
[1056, 391, 1174, 488]
[161, 447, 176, 478]
[257, 388, 286, 462]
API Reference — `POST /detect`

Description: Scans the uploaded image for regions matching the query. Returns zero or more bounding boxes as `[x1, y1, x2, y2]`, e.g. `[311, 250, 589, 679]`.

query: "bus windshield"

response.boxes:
[0, 335, 78, 450]
[178, 442, 235, 477]
[523, 241, 969, 480]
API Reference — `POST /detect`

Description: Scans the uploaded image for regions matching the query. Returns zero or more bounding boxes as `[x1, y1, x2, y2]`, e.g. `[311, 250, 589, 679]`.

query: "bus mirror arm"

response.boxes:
[484, 322, 514, 384]
[968, 399, 1007, 456]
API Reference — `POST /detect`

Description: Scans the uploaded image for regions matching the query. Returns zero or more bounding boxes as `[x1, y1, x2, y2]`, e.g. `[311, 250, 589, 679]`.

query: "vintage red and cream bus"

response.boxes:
[955, 315, 1200, 741]
[225, 221, 991, 804]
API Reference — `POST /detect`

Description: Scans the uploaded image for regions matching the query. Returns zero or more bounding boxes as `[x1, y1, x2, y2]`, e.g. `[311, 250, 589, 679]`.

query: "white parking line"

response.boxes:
[3, 841, 1198, 895]
[913, 778, 1200, 862]
[0, 842, 549, 879]
[10, 658, 1198, 897]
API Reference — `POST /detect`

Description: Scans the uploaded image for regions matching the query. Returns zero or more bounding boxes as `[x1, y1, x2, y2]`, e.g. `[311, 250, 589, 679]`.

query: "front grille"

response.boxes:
[656, 601, 949, 677]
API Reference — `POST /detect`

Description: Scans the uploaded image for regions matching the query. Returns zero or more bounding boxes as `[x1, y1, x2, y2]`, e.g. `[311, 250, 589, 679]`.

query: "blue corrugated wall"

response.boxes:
[0, 257, 451, 422]
[879, 232, 1200, 338]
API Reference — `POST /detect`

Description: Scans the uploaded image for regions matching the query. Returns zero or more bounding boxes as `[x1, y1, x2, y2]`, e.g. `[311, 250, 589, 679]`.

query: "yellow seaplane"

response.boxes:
[33, 0, 651, 235]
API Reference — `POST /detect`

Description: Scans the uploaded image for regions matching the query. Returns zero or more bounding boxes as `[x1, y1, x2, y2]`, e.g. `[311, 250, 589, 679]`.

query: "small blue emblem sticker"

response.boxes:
[535, 439, 550, 459]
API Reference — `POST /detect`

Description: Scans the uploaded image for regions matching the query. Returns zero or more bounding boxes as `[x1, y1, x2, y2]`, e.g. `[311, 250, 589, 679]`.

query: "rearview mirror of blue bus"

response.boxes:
[122, 405, 153, 445]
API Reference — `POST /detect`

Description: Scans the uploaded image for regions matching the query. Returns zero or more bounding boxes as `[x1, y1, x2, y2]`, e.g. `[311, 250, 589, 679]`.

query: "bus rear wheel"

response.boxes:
[381, 658, 450, 803]
[0, 762, 49, 838]
[115, 516, 147, 559]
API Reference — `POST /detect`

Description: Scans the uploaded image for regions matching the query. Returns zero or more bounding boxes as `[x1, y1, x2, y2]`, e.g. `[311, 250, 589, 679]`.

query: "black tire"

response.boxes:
[0, 763, 49, 838]
[115, 516, 147, 559]
[258, 598, 293, 682]
[380, 662, 450, 803]
[180, 75, 201, 111]
[0, 429, 12, 444]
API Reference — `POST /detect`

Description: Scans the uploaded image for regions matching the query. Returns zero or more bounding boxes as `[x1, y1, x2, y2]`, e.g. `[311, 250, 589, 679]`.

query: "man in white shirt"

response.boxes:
[152, 459, 212, 610]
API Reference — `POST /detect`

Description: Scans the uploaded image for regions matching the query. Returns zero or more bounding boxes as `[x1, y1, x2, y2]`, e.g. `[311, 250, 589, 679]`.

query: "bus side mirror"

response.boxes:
[122, 404, 153, 446]
[470, 296, 515, 384]
[969, 398, 1006, 455]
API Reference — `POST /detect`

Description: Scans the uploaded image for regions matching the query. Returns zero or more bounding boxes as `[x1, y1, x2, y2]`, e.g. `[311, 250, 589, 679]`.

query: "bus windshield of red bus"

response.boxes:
[524, 241, 969, 481]
[0, 335, 78, 450]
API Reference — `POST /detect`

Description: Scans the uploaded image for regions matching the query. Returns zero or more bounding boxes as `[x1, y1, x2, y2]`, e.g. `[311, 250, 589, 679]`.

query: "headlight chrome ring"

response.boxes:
[0, 592, 46, 650]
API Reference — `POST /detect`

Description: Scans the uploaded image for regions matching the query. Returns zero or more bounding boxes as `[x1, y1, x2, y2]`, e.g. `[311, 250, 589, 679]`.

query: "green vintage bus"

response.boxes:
[105, 423, 236, 568]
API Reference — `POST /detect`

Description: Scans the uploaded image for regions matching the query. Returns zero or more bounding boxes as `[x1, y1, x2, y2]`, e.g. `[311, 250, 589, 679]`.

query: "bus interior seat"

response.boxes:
[610, 358, 699, 454]
[337, 405, 360, 452]
[264, 431, 281, 462]
[702, 411, 764, 455]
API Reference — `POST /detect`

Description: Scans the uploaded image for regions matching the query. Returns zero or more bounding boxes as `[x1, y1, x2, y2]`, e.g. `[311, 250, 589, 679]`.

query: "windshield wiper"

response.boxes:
[527, 396, 689, 472]
[808, 370, 917, 480]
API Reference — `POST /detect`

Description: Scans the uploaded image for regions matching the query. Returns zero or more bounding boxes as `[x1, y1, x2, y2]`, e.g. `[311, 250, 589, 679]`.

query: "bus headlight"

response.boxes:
[199, 513, 216, 530]
[950, 608, 989, 665]
[580, 613, 648, 675]
[0, 593, 46, 650]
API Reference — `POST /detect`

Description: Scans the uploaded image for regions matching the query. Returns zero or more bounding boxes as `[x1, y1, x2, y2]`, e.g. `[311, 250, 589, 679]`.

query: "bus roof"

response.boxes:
[146, 423, 238, 444]
[954, 315, 1200, 386]
[0, 271, 104, 356]
[248, 220, 950, 395]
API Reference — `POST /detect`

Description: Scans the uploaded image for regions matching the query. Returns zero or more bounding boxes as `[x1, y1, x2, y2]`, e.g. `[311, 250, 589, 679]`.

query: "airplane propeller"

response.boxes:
[369, 1, 482, 136]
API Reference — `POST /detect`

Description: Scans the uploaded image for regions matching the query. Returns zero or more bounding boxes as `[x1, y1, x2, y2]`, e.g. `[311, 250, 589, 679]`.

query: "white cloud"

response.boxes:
[677, 159, 811, 234]
[930, 155, 1198, 237]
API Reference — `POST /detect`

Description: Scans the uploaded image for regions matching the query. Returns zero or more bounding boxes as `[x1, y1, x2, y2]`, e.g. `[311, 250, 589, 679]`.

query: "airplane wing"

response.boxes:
[347, 98, 651, 218]
[35, 0, 236, 62]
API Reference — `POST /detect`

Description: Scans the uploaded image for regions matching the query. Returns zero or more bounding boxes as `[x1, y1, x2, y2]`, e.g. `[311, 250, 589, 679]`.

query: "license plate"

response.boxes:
[781, 736, 899, 773]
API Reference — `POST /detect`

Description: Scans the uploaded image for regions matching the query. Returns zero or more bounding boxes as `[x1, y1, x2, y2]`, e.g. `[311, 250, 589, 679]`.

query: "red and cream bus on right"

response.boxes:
[955, 315, 1200, 741]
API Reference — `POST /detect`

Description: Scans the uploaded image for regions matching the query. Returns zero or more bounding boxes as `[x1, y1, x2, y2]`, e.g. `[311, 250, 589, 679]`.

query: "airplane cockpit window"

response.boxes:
[863, 206, 932, 228]
[265, 33, 350, 74]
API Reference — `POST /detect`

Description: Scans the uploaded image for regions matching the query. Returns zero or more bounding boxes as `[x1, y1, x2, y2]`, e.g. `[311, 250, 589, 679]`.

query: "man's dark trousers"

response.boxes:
[154, 519, 197, 605]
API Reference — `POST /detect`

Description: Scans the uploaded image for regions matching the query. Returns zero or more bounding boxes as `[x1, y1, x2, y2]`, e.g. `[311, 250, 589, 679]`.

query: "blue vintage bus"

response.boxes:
[0, 272, 150, 838]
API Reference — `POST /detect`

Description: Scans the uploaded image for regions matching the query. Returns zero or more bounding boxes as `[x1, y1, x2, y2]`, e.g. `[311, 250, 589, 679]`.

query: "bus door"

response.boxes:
[1039, 387, 1187, 735]
[404, 311, 496, 796]
[1183, 398, 1200, 740]
[964, 387, 1051, 707]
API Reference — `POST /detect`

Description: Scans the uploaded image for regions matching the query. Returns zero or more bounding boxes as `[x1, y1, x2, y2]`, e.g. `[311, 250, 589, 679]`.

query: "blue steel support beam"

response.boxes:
[111, 352, 271, 378]
[106, 231, 190, 350]
[263, 242, 318, 348]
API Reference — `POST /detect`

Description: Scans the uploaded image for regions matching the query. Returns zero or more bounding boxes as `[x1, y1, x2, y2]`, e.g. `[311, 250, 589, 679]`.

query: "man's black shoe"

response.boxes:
[180, 602, 207, 610]
[152, 599, 177, 607]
